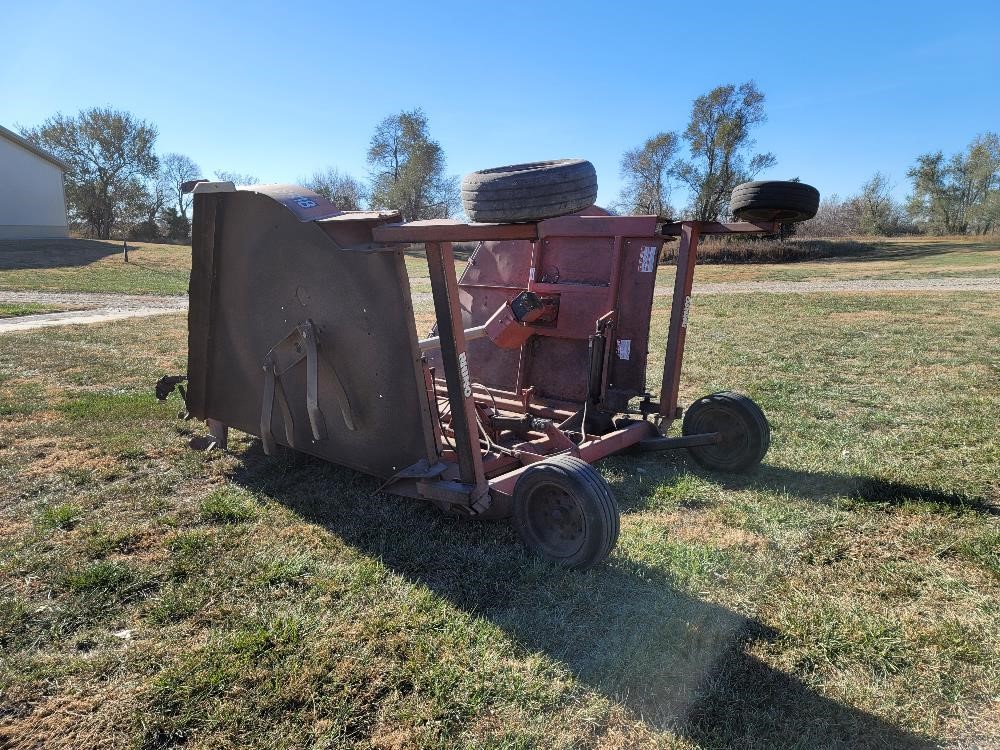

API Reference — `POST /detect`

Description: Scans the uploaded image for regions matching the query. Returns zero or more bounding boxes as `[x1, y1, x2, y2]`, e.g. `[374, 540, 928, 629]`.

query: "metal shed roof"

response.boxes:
[0, 124, 71, 172]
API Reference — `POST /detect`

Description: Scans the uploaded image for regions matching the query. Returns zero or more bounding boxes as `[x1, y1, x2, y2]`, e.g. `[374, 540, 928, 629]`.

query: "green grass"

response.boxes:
[0, 288, 998, 747]
[0, 238, 190, 295]
[0, 302, 77, 318]
[692, 235, 1000, 283]
[35, 502, 83, 530]
[199, 488, 259, 524]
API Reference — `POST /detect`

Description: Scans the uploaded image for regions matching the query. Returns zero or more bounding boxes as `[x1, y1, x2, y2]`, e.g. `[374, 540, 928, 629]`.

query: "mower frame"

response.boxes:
[367, 215, 778, 519]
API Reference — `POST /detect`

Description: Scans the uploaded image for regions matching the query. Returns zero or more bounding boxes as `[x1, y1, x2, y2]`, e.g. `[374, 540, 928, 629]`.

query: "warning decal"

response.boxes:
[638, 245, 657, 273]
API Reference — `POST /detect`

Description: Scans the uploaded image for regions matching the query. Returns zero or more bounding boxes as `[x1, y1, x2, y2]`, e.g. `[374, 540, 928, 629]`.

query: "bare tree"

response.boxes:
[160, 153, 202, 217]
[797, 194, 861, 237]
[615, 132, 680, 218]
[303, 167, 365, 210]
[20, 107, 159, 238]
[677, 81, 777, 221]
[214, 170, 258, 186]
[367, 109, 459, 220]
[856, 172, 899, 235]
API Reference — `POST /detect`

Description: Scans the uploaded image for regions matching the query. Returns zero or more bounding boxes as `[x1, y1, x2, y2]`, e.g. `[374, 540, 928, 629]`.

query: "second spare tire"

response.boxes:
[730, 180, 820, 223]
[462, 159, 598, 223]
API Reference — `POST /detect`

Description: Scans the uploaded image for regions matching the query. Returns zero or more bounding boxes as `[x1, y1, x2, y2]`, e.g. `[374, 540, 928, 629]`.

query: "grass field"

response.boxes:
[0, 239, 191, 296]
[692, 235, 1000, 283]
[0, 303, 77, 318]
[1, 272, 997, 747]
[1, 236, 997, 298]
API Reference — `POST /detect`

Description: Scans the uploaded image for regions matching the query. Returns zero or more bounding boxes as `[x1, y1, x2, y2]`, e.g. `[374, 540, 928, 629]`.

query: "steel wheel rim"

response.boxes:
[691, 405, 751, 469]
[524, 481, 586, 559]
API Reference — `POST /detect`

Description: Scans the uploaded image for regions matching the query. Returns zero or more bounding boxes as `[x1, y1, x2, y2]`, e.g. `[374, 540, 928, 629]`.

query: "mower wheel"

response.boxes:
[512, 455, 619, 569]
[730, 180, 820, 223]
[682, 391, 770, 472]
[461, 159, 598, 223]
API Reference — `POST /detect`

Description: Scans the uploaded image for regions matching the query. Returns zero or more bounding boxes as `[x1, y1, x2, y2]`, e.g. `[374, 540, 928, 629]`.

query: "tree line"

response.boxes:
[799, 135, 1000, 236]
[612, 81, 1000, 236]
[20, 92, 1000, 241]
[18, 107, 458, 241]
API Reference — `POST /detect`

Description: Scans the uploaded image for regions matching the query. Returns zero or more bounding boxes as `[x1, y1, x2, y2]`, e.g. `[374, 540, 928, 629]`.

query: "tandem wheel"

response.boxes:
[682, 391, 771, 473]
[512, 455, 619, 570]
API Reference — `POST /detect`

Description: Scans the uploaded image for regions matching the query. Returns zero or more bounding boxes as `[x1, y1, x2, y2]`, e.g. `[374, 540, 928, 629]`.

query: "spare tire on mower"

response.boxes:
[461, 159, 598, 223]
[730, 180, 820, 223]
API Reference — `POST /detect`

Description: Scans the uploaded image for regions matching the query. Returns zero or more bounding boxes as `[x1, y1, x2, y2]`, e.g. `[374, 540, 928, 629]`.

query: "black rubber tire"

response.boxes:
[461, 160, 598, 223]
[512, 454, 619, 569]
[730, 181, 820, 223]
[682, 391, 771, 473]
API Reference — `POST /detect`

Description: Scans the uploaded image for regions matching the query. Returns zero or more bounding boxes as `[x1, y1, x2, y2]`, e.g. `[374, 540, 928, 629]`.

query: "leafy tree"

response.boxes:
[677, 82, 776, 221]
[367, 109, 459, 220]
[303, 167, 365, 210]
[616, 132, 680, 218]
[160, 206, 191, 241]
[20, 107, 158, 238]
[907, 132, 1000, 234]
[214, 170, 258, 185]
[160, 153, 202, 217]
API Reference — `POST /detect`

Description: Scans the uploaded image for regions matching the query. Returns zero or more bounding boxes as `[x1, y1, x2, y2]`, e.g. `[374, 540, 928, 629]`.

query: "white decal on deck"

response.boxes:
[638, 245, 657, 273]
[617, 339, 631, 360]
[459, 352, 472, 397]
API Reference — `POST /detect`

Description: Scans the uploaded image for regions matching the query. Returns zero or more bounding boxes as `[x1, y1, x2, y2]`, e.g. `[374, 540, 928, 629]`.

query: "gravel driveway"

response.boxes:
[0, 291, 186, 333]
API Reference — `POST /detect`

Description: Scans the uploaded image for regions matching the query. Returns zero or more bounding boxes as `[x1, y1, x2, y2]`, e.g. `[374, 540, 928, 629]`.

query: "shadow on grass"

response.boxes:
[605, 452, 998, 517]
[0, 238, 123, 270]
[232, 444, 937, 748]
[826, 238, 999, 265]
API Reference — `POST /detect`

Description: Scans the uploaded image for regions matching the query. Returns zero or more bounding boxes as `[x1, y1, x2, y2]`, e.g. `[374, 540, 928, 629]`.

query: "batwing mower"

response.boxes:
[164, 161, 818, 568]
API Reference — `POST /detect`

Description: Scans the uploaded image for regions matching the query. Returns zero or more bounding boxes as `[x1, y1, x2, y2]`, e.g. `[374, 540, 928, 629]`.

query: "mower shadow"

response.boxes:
[0, 238, 122, 270]
[603, 453, 999, 517]
[231, 444, 937, 748]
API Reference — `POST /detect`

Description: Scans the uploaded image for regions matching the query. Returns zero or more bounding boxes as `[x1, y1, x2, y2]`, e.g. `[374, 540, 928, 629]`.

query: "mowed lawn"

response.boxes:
[0, 238, 433, 298]
[693, 235, 1000, 283]
[0, 239, 191, 296]
[1, 235, 997, 298]
[0, 303, 79, 318]
[1, 276, 997, 747]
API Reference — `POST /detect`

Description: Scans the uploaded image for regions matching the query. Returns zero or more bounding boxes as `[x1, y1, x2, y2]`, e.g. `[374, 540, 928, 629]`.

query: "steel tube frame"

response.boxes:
[657, 220, 778, 421]
[411, 218, 778, 512]
[659, 222, 701, 420]
[425, 241, 489, 508]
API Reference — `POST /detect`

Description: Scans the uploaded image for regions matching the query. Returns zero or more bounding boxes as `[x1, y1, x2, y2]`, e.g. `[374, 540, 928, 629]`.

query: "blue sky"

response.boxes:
[3, 0, 998, 208]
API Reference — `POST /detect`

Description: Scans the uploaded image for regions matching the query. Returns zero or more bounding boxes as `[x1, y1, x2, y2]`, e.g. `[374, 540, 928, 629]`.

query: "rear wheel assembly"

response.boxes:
[730, 180, 820, 223]
[512, 454, 619, 569]
[682, 391, 771, 472]
[461, 159, 598, 223]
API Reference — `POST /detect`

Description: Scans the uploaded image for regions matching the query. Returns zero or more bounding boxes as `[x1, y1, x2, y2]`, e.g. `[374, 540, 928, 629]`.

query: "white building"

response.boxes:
[0, 124, 69, 239]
